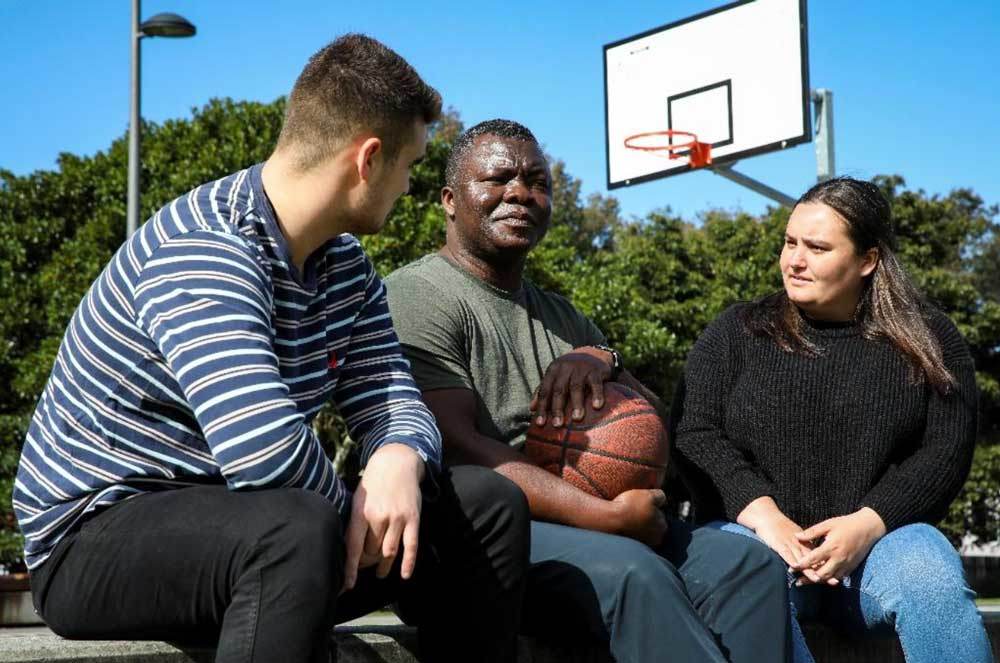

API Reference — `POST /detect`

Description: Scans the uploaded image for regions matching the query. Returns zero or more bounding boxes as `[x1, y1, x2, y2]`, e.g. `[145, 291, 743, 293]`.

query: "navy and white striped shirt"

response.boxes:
[13, 164, 441, 570]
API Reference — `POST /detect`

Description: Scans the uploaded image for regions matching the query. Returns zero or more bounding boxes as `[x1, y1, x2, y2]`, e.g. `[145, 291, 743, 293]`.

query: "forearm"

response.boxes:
[447, 433, 622, 534]
[672, 376, 776, 521]
[861, 347, 977, 531]
[861, 458, 971, 533]
[352, 398, 442, 473]
[673, 428, 776, 520]
[737, 495, 786, 531]
[219, 423, 346, 503]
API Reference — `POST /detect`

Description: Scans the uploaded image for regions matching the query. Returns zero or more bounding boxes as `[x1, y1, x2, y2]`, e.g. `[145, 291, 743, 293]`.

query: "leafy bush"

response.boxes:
[942, 445, 1000, 546]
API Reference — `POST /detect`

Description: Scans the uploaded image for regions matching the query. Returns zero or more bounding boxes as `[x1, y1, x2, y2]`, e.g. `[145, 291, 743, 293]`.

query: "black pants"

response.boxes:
[29, 466, 530, 663]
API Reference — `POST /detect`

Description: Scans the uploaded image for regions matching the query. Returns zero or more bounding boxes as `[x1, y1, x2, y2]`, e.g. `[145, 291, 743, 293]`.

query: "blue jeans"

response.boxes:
[524, 519, 792, 662]
[709, 521, 994, 663]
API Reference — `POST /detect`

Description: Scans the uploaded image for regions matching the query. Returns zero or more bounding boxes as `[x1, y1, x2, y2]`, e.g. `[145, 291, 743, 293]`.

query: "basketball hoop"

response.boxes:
[623, 130, 713, 168]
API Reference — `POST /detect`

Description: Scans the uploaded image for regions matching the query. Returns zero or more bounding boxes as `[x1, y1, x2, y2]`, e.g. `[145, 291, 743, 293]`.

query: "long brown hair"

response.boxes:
[743, 176, 955, 393]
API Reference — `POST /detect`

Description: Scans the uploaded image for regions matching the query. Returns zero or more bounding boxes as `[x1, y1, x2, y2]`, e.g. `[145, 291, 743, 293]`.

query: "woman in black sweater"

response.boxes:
[673, 177, 992, 663]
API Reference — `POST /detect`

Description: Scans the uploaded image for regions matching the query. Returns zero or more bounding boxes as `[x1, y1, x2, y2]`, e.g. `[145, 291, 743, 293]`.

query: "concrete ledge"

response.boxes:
[0, 627, 609, 663]
[0, 612, 995, 662]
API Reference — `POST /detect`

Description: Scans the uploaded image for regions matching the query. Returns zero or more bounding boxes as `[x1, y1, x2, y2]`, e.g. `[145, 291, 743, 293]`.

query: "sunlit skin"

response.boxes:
[440, 135, 552, 292]
[780, 202, 878, 322]
[262, 117, 427, 274]
[352, 119, 428, 236]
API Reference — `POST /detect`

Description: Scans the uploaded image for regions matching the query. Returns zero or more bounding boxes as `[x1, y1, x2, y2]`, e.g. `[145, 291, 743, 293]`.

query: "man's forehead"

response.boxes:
[469, 134, 546, 168]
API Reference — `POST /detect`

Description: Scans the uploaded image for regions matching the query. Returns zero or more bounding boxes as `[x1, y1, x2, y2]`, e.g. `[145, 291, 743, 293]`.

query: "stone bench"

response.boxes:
[0, 611, 996, 663]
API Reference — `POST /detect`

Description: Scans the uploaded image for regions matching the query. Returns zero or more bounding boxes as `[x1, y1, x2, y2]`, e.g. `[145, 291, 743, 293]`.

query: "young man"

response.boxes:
[14, 37, 528, 663]
[385, 119, 792, 662]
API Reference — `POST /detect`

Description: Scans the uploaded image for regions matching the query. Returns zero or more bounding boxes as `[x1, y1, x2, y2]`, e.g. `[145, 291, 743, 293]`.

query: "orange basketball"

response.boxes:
[524, 382, 669, 499]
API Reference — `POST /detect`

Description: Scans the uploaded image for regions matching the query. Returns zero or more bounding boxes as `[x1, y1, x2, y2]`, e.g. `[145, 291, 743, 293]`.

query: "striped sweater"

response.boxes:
[13, 164, 442, 570]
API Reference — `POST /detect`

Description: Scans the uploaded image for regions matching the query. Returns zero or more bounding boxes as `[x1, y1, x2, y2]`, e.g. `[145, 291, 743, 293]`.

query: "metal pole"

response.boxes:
[812, 89, 835, 182]
[127, 0, 142, 239]
[711, 163, 797, 208]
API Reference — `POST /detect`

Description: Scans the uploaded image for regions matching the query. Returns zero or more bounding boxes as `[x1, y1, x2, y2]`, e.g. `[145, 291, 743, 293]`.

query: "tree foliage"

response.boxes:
[1, 98, 998, 562]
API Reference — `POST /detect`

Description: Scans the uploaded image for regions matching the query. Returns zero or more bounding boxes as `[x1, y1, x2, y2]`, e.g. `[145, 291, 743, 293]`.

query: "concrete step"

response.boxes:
[0, 611, 995, 662]
[0, 626, 606, 663]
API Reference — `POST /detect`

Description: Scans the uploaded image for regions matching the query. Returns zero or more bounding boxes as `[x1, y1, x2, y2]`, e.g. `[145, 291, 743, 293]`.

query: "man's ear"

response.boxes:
[441, 186, 455, 219]
[355, 137, 382, 183]
[860, 247, 879, 278]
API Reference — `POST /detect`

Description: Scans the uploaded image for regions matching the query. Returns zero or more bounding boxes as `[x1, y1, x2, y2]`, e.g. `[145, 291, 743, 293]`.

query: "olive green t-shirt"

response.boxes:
[385, 254, 605, 448]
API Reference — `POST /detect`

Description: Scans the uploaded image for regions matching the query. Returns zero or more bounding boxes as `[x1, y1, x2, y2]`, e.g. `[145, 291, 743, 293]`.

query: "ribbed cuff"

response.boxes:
[860, 493, 911, 534]
[720, 472, 779, 522]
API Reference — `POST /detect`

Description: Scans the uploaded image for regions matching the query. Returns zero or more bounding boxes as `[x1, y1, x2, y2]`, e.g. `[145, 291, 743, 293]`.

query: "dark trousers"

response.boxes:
[524, 519, 792, 663]
[29, 465, 530, 663]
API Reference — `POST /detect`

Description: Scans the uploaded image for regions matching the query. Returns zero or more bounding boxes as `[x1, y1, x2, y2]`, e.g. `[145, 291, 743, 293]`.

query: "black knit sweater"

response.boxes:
[672, 302, 978, 532]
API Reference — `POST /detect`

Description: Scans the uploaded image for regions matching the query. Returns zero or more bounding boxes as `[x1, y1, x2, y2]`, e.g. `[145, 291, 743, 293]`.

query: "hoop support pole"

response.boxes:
[812, 88, 835, 182]
[710, 162, 797, 208]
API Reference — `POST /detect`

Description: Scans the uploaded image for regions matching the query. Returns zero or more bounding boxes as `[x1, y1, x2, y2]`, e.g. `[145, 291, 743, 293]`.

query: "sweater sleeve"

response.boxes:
[672, 305, 779, 520]
[860, 310, 978, 531]
[134, 231, 348, 513]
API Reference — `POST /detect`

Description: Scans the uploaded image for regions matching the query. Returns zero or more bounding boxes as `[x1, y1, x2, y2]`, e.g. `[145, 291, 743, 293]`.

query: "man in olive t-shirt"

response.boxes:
[387, 253, 605, 448]
[385, 119, 791, 663]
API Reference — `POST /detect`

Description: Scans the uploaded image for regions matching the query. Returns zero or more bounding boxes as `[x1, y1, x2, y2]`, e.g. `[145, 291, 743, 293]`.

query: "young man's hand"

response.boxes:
[530, 346, 615, 428]
[343, 443, 425, 591]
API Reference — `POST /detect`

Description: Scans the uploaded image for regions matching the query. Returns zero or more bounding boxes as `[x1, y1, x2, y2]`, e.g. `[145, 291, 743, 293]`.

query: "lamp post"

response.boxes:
[127, 1, 196, 239]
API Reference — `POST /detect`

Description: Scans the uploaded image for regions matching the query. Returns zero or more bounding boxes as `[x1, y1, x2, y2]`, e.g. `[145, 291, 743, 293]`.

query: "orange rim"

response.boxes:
[623, 130, 713, 167]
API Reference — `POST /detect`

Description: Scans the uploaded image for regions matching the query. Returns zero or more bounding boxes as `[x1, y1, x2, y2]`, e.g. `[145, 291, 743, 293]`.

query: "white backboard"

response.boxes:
[604, 0, 811, 189]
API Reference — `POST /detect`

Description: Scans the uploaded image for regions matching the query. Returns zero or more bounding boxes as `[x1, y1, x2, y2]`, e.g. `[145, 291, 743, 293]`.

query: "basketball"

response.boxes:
[524, 382, 669, 499]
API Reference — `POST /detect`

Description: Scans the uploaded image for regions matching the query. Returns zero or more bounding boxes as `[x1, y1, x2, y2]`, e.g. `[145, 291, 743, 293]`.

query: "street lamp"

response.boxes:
[127, 1, 196, 239]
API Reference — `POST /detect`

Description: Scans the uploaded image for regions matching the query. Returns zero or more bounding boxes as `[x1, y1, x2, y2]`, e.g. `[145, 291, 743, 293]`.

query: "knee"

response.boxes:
[42, 608, 83, 639]
[449, 465, 528, 512]
[876, 524, 966, 593]
[447, 465, 530, 547]
[246, 489, 345, 589]
[725, 533, 788, 590]
[593, 539, 684, 599]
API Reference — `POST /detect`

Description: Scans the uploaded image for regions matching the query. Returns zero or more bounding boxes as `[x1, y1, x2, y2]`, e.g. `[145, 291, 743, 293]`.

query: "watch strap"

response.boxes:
[594, 344, 623, 380]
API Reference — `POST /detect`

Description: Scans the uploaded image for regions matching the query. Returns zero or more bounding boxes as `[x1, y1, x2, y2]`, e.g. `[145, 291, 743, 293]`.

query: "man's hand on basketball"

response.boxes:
[530, 346, 615, 428]
[343, 443, 425, 592]
[611, 488, 668, 547]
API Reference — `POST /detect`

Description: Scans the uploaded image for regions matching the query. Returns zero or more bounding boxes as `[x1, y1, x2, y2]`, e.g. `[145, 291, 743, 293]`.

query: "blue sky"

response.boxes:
[2, 0, 998, 221]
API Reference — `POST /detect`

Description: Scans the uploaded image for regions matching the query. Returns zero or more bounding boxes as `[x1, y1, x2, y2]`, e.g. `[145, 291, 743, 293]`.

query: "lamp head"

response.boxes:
[140, 13, 196, 38]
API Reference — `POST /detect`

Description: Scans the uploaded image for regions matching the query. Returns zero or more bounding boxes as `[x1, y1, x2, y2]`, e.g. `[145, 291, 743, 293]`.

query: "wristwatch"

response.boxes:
[594, 344, 623, 380]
